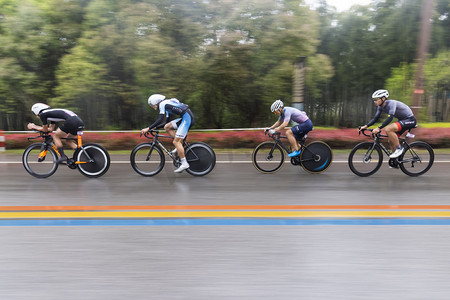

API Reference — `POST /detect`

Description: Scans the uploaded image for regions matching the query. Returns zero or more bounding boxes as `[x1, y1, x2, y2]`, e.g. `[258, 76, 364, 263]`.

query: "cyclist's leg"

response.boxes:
[53, 128, 69, 161]
[164, 119, 180, 139]
[288, 119, 313, 156]
[385, 122, 401, 152]
[173, 113, 192, 172]
[286, 129, 299, 152]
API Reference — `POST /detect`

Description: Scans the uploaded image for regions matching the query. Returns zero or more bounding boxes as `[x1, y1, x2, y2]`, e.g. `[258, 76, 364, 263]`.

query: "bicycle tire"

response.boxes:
[76, 143, 110, 178]
[252, 141, 285, 173]
[300, 141, 333, 173]
[399, 141, 434, 177]
[348, 142, 383, 177]
[185, 142, 216, 176]
[130, 143, 165, 176]
[22, 143, 59, 178]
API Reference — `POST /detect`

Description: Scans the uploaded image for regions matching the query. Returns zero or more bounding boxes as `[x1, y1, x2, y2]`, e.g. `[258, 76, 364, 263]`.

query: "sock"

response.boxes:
[57, 147, 66, 158]
[181, 157, 188, 166]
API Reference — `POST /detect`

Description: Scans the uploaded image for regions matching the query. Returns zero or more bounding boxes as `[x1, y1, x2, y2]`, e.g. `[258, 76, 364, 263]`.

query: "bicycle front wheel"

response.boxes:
[399, 141, 434, 177]
[185, 142, 216, 176]
[300, 141, 333, 173]
[130, 143, 165, 176]
[348, 142, 383, 177]
[22, 143, 59, 178]
[76, 143, 110, 178]
[252, 141, 285, 173]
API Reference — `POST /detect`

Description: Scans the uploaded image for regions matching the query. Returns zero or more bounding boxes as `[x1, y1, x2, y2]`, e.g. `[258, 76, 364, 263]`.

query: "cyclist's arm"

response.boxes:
[365, 109, 382, 127]
[269, 120, 281, 130]
[273, 120, 289, 132]
[147, 113, 165, 130]
[27, 123, 52, 133]
[378, 115, 394, 129]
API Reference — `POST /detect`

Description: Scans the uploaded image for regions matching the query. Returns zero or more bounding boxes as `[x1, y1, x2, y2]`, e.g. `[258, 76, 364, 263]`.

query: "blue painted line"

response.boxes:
[2, 218, 450, 226]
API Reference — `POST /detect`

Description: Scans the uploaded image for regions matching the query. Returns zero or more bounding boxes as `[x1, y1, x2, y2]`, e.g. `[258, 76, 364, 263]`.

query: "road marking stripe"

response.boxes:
[3, 210, 450, 219]
[2, 218, 450, 226]
[2, 204, 450, 211]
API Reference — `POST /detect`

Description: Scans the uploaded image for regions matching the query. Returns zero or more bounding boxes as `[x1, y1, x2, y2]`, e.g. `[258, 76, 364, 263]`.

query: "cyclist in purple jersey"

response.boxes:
[141, 94, 194, 173]
[266, 99, 313, 157]
[359, 89, 416, 160]
[28, 103, 85, 163]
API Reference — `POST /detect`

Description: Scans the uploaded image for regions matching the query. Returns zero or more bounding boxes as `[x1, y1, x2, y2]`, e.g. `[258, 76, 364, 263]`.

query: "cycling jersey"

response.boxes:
[278, 107, 312, 141]
[279, 107, 309, 124]
[367, 99, 415, 129]
[148, 98, 194, 138]
[39, 109, 84, 135]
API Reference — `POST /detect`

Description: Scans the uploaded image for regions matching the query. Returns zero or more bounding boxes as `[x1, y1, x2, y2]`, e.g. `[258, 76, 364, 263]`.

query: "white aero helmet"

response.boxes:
[148, 94, 166, 106]
[372, 89, 389, 99]
[270, 99, 284, 112]
[31, 103, 50, 115]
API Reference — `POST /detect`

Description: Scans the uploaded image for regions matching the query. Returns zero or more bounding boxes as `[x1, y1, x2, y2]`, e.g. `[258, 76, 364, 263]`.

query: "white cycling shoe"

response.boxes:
[174, 164, 189, 173]
[389, 147, 404, 158]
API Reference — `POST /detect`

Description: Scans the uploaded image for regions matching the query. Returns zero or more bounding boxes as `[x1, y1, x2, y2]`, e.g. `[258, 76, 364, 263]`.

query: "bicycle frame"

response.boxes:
[266, 132, 315, 163]
[143, 131, 179, 161]
[28, 131, 93, 164]
[359, 129, 416, 163]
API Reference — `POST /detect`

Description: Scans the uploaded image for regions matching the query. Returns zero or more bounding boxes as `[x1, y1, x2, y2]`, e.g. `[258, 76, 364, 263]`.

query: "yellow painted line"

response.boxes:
[2, 210, 450, 219]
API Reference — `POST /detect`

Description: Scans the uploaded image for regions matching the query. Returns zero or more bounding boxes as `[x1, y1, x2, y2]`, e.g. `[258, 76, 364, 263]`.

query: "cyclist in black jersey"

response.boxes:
[28, 103, 85, 163]
[359, 89, 417, 160]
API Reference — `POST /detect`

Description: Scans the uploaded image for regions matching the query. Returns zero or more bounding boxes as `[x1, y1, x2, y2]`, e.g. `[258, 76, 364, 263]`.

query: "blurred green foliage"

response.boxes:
[0, 0, 449, 130]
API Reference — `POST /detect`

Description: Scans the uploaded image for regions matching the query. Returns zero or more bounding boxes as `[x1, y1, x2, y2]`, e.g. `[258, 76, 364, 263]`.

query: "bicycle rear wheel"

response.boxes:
[130, 143, 165, 176]
[185, 142, 216, 176]
[399, 141, 434, 177]
[22, 143, 59, 178]
[348, 142, 383, 177]
[252, 141, 285, 173]
[300, 141, 333, 173]
[76, 143, 110, 178]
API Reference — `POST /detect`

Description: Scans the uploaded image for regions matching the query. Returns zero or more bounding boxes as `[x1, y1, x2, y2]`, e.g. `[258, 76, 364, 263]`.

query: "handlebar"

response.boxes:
[27, 130, 52, 141]
[265, 130, 285, 139]
[358, 128, 387, 139]
[141, 129, 173, 140]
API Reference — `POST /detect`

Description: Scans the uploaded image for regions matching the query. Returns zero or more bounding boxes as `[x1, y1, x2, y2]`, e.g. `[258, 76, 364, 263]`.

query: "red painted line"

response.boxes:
[0, 205, 450, 211]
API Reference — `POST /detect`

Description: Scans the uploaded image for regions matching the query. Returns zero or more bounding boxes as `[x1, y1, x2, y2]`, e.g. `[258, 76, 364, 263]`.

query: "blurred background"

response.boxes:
[0, 0, 449, 131]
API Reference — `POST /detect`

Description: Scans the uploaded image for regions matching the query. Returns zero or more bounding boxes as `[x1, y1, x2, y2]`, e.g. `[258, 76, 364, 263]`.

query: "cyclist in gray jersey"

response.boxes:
[28, 103, 85, 163]
[266, 99, 313, 157]
[359, 89, 417, 159]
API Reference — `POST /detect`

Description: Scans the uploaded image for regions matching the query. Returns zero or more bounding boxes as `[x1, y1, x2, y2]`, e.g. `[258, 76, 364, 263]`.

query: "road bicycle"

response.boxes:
[23, 130, 110, 178]
[130, 130, 216, 176]
[348, 127, 434, 177]
[252, 131, 333, 174]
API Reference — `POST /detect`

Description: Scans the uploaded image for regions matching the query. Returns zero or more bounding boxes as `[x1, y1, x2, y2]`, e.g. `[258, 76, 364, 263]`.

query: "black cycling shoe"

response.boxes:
[388, 158, 399, 169]
[66, 158, 77, 169]
[56, 155, 68, 165]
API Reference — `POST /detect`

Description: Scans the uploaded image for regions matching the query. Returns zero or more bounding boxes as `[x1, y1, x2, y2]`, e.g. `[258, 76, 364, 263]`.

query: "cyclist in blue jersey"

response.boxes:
[266, 99, 313, 157]
[359, 89, 416, 160]
[28, 103, 85, 163]
[141, 94, 195, 173]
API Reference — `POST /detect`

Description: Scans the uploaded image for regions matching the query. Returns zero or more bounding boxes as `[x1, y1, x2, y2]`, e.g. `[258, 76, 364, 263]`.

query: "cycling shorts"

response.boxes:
[170, 109, 194, 139]
[394, 116, 416, 136]
[59, 116, 85, 135]
[291, 119, 313, 141]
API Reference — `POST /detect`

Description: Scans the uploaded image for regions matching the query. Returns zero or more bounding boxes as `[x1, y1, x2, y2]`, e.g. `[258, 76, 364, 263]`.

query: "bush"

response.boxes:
[4, 127, 450, 150]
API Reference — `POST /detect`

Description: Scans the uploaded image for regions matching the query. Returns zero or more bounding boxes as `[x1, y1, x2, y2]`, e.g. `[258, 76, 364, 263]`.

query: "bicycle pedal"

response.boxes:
[66, 158, 77, 169]
[290, 157, 301, 165]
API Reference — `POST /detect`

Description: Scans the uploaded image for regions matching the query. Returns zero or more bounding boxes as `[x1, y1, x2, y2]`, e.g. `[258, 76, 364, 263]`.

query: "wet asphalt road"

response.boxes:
[1, 151, 450, 299]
